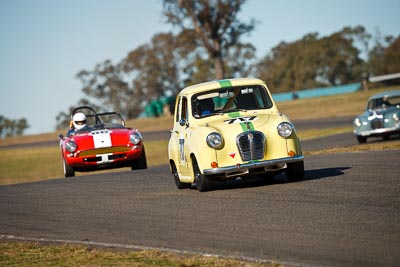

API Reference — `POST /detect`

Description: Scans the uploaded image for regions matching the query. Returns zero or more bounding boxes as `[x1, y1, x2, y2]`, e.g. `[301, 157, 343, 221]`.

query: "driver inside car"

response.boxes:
[194, 98, 215, 117]
[67, 112, 89, 136]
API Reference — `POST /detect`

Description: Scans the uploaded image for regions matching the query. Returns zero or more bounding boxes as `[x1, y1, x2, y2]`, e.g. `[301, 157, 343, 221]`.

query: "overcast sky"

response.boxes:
[1, 0, 399, 135]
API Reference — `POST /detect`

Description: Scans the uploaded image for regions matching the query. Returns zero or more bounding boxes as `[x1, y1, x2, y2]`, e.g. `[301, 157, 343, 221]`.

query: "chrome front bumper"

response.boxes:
[203, 155, 304, 177]
[355, 125, 400, 137]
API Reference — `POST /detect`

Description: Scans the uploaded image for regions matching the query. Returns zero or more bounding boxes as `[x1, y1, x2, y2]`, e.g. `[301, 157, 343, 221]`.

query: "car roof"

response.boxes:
[368, 90, 400, 100]
[178, 78, 266, 96]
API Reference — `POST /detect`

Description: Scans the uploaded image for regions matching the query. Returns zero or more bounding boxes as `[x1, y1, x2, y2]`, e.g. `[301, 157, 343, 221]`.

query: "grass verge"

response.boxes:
[0, 241, 284, 267]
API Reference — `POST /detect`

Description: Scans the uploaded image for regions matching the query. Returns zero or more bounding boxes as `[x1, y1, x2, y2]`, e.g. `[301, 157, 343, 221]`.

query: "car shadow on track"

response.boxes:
[303, 166, 351, 181]
[204, 167, 351, 191]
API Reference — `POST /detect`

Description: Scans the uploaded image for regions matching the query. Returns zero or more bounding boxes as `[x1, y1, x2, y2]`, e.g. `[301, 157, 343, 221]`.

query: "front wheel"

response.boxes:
[63, 158, 75, 177]
[131, 146, 148, 170]
[171, 162, 190, 189]
[357, 135, 367, 144]
[192, 157, 213, 192]
[286, 161, 304, 182]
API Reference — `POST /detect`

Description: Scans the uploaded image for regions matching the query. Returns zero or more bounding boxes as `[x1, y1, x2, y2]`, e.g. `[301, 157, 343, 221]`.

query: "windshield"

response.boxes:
[75, 112, 125, 133]
[93, 112, 125, 128]
[191, 85, 273, 118]
[367, 96, 400, 110]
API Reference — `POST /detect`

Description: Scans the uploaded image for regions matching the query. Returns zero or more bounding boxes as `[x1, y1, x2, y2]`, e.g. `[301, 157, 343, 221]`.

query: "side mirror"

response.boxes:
[58, 134, 64, 140]
[179, 119, 189, 127]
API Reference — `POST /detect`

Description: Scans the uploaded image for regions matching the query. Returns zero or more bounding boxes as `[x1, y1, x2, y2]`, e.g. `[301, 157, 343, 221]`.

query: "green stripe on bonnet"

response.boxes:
[218, 80, 232, 88]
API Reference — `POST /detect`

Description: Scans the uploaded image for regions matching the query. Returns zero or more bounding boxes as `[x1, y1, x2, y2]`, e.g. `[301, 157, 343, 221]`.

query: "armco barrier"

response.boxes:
[272, 82, 361, 102]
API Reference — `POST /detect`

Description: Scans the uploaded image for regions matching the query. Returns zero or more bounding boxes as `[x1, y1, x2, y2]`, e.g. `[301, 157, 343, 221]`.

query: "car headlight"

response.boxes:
[130, 133, 142, 145]
[206, 132, 223, 149]
[277, 122, 293, 138]
[393, 113, 399, 122]
[65, 141, 77, 152]
[354, 118, 362, 127]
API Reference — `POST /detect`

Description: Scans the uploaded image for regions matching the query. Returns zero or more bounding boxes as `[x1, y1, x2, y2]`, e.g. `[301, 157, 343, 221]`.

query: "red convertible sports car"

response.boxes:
[59, 106, 147, 177]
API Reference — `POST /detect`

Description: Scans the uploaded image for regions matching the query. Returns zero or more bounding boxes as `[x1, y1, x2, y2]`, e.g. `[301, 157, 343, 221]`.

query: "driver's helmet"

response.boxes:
[72, 112, 87, 130]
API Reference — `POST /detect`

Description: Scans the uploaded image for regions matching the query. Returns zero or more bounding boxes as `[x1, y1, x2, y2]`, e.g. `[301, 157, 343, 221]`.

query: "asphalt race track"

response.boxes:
[1, 117, 400, 267]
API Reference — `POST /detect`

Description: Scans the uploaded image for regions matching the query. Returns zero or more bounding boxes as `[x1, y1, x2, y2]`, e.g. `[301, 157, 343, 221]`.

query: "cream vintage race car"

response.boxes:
[168, 78, 304, 192]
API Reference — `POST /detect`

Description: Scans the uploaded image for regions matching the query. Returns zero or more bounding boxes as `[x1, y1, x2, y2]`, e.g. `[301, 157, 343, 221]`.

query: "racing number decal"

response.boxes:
[226, 112, 256, 131]
[179, 133, 186, 164]
[224, 116, 258, 125]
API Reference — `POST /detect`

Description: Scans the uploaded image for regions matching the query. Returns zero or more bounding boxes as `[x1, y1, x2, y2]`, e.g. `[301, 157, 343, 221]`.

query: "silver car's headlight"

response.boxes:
[354, 118, 362, 127]
[277, 122, 293, 138]
[130, 133, 142, 145]
[65, 141, 77, 152]
[206, 132, 223, 149]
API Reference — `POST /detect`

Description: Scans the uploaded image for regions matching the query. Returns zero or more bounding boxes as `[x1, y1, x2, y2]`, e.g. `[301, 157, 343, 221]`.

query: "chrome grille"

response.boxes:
[370, 118, 384, 129]
[78, 146, 130, 157]
[236, 131, 265, 161]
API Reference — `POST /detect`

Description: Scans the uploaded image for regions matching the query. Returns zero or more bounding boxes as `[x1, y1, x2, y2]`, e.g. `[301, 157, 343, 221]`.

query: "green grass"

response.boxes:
[297, 126, 353, 140]
[0, 242, 284, 267]
[277, 87, 394, 120]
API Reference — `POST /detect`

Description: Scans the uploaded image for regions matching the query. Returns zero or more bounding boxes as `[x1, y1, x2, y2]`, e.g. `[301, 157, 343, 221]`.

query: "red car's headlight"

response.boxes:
[129, 133, 142, 145]
[65, 141, 77, 152]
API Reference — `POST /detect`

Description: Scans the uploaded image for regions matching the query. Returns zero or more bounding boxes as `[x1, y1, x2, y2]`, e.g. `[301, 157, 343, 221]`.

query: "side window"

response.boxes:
[176, 96, 188, 122]
[181, 97, 188, 121]
[254, 86, 273, 108]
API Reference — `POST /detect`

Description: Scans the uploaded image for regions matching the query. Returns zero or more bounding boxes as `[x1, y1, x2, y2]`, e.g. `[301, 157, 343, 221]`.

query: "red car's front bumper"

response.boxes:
[64, 144, 143, 171]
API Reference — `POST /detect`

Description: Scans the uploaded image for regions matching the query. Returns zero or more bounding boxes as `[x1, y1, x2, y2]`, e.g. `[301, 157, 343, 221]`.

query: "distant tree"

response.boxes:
[55, 98, 100, 131]
[0, 115, 29, 138]
[369, 35, 400, 76]
[56, 32, 196, 129]
[162, 0, 256, 79]
[76, 60, 135, 117]
[3, 119, 14, 137]
[56, 1, 258, 127]
[0, 115, 4, 137]
[256, 26, 366, 92]
[15, 118, 29, 136]
[122, 31, 196, 98]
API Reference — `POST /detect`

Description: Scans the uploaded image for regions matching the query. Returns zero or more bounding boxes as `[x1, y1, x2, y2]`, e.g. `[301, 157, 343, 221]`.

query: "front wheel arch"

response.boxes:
[170, 160, 190, 189]
[191, 155, 213, 192]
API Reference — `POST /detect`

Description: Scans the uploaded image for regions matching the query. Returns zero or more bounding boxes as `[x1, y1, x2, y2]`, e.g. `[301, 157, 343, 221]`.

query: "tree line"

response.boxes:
[55, 0, 400, 130]
[0, 115, 29, 138]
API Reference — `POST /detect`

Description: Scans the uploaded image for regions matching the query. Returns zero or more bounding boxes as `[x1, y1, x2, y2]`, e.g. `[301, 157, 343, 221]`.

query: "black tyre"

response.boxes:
[63, 158, 75, 177]
[357, 135, 367, 144]
[192, 157, 213, 192]
[286, 161, 304, 182]
[171, 162, 190, 189]
[131, 146, 148, 170]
